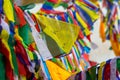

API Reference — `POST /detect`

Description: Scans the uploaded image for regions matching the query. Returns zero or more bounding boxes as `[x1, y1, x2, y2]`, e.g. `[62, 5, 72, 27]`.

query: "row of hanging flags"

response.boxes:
[99, 0, 120, 56]
[67, 57, 120, 80]
[0, 0, 99, 80]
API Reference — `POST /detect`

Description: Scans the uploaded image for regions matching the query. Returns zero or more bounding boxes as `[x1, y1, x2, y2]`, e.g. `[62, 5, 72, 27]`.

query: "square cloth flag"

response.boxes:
[35, 14, 80, 53]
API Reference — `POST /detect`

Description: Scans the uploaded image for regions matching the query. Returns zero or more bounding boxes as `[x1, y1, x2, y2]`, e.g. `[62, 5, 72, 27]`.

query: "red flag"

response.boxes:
[31, 14, 41, 32]
[15, 40, 30, 65]
[47, 0, 59, 4]
[16, 57, 27, 76]
[14, 4, 26, 27]
[0, 39, 14, 80]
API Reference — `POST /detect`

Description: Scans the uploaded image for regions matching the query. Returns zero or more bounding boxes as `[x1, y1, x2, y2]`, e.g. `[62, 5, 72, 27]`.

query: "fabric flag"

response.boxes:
[47, 0, 60, 4]
[100, 20, 106, 42]
[72, 47, 81, 71]
[98, 62, 106, 80]
[88, 66, 96, 80]
[75, 11, 91, 36]
[0, 53, 5, 80]
[0, 30, 14, 80]
[35, 14, 80, 53]
[0, 29, 14, 69]
[75, 1, 99, 21]
[45, 33, 63, 57]
[56, 58, 66, 69]
[67, 54, 75, 72]
[26, 49, 34, 61]
[46, 60, 72, 80]
[3, 0, 15, 22]
[14, 4, 26, 27]
[110, 37, 120, 56]
[83, 0, 98, 11]
[30, 14, 41, 32]
[61, 56, 69, 71]
[14, 40, 30, 66]
[0, 0, 3, 14]
[16, 56, 27, 76]
[20, 76, 27, 80]
[41, 1, 54, 11]
[75, 4, 93, 29]
[67, 10, 78, 25]
[117, 58, 120, 73]
[8, 35, 19, 75]
[14, 26, 30, 66]
[18, 23, 34, 45]
[52, 58, 66, 70]
[67, 12, 74, 24]
[86, 70, 92, 80]
[73, 45, 80, 61]
[103, 60, 111, 80]
[39, 55, 51, 80]
[64, 57, 71, 72]
[66, 57, 73, 72]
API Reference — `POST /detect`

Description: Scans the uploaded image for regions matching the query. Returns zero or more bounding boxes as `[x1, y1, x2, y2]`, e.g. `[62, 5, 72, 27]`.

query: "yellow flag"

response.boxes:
[35, 14, 80, 53]
[14, 27, 23, 41]
[46, 60, 72, 80]
[27, 50, 34, 60]
[20, 76, 26, 80]
[3, 0, 15, 22]
[76, 12, 91, 36]
[98, 62, 106, 80]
